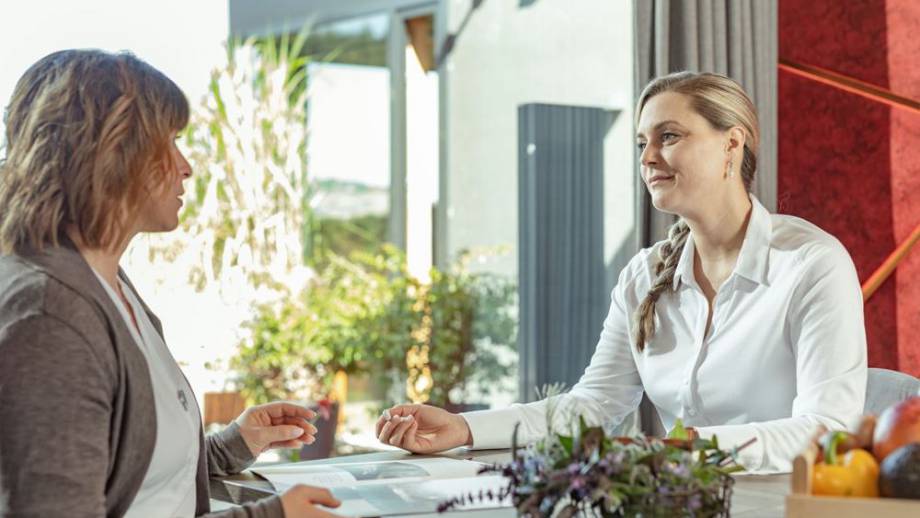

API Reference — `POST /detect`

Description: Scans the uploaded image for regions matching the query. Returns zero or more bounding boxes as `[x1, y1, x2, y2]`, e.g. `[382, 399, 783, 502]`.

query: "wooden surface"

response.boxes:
[211, 449, 791, 517]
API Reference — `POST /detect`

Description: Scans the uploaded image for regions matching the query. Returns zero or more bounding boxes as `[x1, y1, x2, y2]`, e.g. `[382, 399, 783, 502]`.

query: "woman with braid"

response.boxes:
[374, 71, 867, 473]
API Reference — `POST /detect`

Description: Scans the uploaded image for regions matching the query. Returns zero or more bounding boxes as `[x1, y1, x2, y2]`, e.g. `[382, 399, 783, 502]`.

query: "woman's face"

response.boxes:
[636, 92, 739, 218]
[136, 134, 191, 233]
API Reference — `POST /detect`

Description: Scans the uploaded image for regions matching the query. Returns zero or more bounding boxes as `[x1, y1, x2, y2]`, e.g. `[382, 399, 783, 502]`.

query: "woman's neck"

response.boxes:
[684, 194, 753, 264]
[66, 228, 131, 291]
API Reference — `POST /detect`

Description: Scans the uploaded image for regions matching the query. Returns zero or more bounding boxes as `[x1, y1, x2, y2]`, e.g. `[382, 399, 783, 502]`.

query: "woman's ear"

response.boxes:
[726, 126, 746, 155]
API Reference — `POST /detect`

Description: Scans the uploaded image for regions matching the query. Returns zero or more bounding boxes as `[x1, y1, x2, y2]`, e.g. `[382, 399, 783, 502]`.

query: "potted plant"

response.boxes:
[409, 253, 517, 412]
[230, 245, 420, 458]
[231, 246, 518, 456]
[440, 388, 748, 517]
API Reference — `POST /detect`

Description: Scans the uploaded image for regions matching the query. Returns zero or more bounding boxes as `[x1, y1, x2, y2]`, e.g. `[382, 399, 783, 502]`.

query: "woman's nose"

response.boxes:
[640, 145, 657, 167]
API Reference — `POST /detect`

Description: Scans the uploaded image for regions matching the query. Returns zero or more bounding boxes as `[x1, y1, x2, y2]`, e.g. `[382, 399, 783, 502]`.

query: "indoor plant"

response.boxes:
[440, 389, 746, 517]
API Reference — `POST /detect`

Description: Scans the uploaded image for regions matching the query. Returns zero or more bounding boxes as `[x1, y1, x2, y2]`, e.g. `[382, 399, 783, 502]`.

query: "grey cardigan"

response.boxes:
[0, 242, 283, 517]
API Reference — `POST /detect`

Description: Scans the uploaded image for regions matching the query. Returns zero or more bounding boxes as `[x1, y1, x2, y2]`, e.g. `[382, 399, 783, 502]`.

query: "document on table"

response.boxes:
[252, 457, 512, 516]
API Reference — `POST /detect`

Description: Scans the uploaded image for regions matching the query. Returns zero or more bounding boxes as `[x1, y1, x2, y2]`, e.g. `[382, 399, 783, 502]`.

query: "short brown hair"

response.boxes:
[0, 49, 189, 254]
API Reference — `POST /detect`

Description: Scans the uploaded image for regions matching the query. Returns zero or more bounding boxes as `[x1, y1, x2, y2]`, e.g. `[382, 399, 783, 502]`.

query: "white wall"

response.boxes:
[441, 0, 636, 282]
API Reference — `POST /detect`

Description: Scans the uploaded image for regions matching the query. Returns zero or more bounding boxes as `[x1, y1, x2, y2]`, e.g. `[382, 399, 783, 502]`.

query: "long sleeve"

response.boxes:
[198, 498, 284, 518]
[695, 246, 867, 473]
[0, 315, 115, 516]
[200, 423, 285, 517]
[206, 422, 257, 478]
[462, 274, 644, 449]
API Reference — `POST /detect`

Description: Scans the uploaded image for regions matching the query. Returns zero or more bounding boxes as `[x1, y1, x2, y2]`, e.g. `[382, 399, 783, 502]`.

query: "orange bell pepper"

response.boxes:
[812, 431, 879, 497]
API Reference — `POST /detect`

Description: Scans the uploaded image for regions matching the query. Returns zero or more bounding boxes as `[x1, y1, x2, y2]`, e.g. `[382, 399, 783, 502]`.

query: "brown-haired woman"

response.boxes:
[374, 71, 867, 474]
[0, 50, 341, 517]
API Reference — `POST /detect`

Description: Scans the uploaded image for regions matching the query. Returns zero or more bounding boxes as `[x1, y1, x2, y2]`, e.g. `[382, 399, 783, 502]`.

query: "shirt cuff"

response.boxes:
[695, 424, 765, 473]
[460, 408, 524, 450]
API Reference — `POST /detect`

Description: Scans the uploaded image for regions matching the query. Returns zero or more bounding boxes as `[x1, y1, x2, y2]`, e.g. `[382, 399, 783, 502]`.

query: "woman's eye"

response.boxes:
[637, 142, 647, 151]
[661, 132, 679, 143]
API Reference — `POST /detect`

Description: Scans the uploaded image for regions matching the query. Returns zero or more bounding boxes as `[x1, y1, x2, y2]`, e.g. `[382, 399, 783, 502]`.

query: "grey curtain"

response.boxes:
[634, 0, 778, 245]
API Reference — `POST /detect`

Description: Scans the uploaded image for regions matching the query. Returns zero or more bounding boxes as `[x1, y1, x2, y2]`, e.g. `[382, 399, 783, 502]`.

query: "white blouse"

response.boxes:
[91, 269, 201, 517]
[462, 196, 867, 473]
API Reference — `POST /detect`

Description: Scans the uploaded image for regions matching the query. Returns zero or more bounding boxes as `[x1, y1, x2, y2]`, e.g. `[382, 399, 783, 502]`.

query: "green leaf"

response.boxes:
[667, 418, 689, 440]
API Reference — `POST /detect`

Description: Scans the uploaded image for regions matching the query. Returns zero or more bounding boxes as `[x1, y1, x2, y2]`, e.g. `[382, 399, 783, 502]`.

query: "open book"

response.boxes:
[252, 457, 512, 516]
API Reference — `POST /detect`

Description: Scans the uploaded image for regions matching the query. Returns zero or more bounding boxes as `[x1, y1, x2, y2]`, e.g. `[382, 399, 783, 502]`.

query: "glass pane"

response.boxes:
[303, 14, 390, 265]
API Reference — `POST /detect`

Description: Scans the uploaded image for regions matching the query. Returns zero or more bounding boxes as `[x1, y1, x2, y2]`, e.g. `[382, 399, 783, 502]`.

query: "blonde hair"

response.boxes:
[0, 49, 189, 255]
[632, 71, 760, 352]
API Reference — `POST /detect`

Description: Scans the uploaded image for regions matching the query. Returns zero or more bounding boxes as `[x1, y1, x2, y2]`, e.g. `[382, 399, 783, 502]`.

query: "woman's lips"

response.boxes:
[649, 176, 674, 186]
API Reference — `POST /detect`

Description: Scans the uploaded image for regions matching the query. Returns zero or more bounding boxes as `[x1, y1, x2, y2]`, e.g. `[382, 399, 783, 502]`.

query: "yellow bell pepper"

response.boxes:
[812, 431, 879, 497]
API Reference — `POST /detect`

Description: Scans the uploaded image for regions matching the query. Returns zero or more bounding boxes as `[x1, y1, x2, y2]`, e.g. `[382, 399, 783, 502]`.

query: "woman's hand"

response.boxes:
[280, 485, 342, 518]
[375, 404, 473, 454]
[235, 402, 319, 458]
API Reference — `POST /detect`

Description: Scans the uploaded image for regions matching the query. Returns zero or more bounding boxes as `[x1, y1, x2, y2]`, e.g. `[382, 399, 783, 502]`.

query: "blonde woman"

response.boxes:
[376, 72, 867, 473]
[0, 50, 341, 517]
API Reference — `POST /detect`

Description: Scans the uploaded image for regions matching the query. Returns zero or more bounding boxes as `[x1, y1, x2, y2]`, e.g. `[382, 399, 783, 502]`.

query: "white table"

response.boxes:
[211, 449, 790, 517]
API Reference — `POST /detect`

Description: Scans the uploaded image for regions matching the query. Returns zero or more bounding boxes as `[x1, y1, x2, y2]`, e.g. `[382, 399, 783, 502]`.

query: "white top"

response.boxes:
[462, 196, 867, 473]
[91, 270, 201, 517]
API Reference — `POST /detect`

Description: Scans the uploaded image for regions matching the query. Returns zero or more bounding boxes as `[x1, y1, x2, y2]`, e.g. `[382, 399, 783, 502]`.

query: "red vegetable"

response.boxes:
[873, 396, 920, 462]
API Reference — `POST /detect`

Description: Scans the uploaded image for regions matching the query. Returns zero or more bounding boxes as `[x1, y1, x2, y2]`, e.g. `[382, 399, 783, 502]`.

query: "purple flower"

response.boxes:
[663, 461, 690, 478]
[688, 493, 702, 510]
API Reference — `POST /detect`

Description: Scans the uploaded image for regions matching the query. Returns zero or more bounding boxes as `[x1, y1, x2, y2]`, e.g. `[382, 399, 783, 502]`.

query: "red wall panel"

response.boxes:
[779, 0, 889, 89]
[777, 70, 898, 371]
[886, 0, 920, 100]
[891, 110, 920, 374]
[779, 0, 920, 376]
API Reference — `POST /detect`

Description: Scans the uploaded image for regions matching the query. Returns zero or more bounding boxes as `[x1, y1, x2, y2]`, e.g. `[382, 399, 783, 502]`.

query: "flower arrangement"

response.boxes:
[440, 388, 750, 517]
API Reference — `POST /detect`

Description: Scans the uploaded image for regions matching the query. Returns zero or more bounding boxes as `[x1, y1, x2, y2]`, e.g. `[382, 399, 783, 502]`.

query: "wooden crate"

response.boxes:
[785, 441, 920, 517]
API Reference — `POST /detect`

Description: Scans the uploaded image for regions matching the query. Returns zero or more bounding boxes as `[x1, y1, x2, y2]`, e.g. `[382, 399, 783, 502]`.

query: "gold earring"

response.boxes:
[725, 159, 734, 179]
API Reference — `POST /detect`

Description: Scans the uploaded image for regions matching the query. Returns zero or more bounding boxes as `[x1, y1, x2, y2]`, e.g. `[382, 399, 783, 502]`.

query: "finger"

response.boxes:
[269, 401, 317, 420]
[387, 416, 416, 446]
[298, 486, 341, 507]
[376, 409, 399, 436]
[260, 424, 306, 446]
[386, 404, 419, 419]
[403, 420, 420, 448]
[377, 418, 398, 444]
[272, 416, 319, 436]
[270, 439, 310, 449]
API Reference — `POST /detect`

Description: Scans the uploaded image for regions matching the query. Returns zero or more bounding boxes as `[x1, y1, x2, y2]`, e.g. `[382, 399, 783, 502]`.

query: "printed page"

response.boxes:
[299, 475, 512, 517]
[252, 457, 489, 489]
